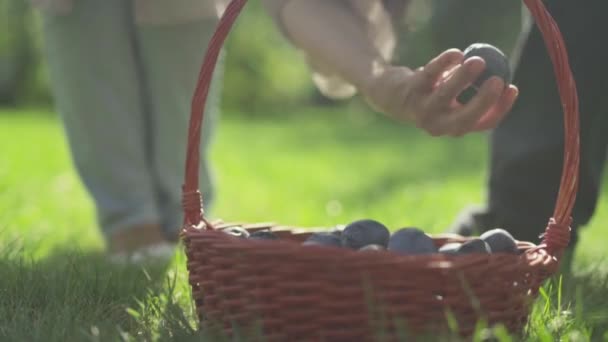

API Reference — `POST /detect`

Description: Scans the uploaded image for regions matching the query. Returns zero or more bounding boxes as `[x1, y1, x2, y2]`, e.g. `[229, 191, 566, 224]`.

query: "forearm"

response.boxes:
[264, 0, 395, 92]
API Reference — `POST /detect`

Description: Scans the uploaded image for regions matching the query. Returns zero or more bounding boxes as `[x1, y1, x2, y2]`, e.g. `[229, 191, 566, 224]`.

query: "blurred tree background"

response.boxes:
[1, 0, 522, 114]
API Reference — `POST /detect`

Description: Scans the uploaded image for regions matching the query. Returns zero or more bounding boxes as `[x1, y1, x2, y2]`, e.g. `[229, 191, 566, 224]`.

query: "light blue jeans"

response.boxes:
[40, 0, 222, 241]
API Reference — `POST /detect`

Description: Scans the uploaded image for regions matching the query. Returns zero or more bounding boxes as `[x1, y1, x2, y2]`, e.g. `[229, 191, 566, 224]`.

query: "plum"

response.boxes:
[438, 242, 462, 255]
[457, 238, 491, 254]
[387, 228, 437, 255]
[341, 219, 390, 250]
[358, 244, 386, 252]
[302, 232, 342, 248]
[457, 43, 511, 104]
[249, 230, 278, 241]
[480, 228, 519, 254]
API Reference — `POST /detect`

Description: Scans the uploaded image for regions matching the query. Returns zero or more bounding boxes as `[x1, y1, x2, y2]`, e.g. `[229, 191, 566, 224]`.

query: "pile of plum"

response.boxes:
[220, 219, 520, 256]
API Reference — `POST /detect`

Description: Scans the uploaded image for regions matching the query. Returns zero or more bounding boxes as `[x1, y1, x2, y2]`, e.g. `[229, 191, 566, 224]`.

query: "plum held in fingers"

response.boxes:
[387, 228, 437, 255]
[457, 43, 511, 104]
[464, 43, 512, 87]
[341, 219, 390, 250]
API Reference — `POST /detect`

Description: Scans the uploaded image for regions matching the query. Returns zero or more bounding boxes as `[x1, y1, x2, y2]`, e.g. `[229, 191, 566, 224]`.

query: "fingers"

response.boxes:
[473, 85, 519, 131]
[426, 76, 503, 135]
[422, 76, 518, 136]
[427, 57, 486, 111]
[377, 49, 518, 137]
[415, 49, 464, 91]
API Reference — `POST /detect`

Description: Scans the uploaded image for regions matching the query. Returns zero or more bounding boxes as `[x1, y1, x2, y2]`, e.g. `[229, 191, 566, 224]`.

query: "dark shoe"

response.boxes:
[450, 206, 578, 277]
[556, 246, 575, 276]
[447, 205, 497, 237]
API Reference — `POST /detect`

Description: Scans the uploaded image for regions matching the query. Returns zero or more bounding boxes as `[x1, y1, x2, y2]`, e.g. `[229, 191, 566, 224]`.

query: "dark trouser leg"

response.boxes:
[452, 0, 608, 257]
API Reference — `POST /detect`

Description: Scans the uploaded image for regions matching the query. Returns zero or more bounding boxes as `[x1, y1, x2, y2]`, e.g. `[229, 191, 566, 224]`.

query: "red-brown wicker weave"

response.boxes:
[181, 0, 580, 340]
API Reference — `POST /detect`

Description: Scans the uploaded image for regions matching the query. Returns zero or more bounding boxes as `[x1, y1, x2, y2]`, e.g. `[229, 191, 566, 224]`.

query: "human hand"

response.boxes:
[363, 49, 519, 136]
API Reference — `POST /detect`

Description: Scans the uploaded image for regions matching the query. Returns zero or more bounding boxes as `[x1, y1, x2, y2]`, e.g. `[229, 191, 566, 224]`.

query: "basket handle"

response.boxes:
[522, 0, 580, 255]
[181, 0, 248, 228]
[181, 0, 580, 255]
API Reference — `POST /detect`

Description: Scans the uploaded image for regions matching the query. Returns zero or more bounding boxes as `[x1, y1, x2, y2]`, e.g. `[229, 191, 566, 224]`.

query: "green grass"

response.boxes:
[1, 107, 608, 341]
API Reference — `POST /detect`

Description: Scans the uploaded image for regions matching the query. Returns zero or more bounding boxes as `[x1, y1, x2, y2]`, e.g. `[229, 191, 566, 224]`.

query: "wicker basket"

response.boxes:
[181, 0, 580, 340]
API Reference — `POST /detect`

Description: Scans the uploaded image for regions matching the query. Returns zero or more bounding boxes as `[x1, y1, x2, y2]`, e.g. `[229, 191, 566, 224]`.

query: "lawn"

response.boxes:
[1, 107, 608, 341]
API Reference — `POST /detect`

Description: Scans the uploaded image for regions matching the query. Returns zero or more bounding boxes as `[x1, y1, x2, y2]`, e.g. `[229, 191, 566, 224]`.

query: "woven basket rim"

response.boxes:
[182, 223, 556, 272]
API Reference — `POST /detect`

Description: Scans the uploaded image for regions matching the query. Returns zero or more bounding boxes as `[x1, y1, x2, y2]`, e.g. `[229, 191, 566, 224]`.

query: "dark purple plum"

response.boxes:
[457, 238, 491, 254]
[341, 219, 390, 250]
[302, 232, 342, 248]
[249, 230, 278, 241]
[458, 43, 511, 104]
[438, 242, 462, 255]
[480, 228, 519, 254]
[358, 244, 386, 252]
[387, 228, 437, 255]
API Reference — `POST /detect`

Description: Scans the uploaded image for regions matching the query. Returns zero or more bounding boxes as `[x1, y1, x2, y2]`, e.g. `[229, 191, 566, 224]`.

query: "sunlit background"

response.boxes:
[1, 0, 607, 340]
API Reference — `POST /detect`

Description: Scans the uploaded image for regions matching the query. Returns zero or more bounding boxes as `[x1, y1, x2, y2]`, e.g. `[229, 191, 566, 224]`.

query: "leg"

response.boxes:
[40, 1, 164, 246]
[134, 18, 223, 238]
[451, 0, 608, 258]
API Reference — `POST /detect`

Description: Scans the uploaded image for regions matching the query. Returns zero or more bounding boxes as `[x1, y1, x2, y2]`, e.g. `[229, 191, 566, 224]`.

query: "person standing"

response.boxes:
[33, 0, 228, 261]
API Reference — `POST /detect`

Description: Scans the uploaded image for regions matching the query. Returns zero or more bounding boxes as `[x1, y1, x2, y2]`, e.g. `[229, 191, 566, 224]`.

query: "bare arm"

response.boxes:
[261, 0, 394, 93]
[261, 0, 519, 136]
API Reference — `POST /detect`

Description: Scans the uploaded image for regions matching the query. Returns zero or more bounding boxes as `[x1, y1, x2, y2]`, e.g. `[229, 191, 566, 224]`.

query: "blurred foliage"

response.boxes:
[0, 0, 522, 114]
[221, 0, 315, 114]
[0, 0, 45, 105]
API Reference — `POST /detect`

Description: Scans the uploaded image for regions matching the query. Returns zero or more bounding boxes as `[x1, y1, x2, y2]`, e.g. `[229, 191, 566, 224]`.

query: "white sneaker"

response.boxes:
[109, 242, 177, 265]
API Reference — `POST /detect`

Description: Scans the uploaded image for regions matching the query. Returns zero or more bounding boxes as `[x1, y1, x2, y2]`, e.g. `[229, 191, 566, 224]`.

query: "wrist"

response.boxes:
[360, 65, 416, 121]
